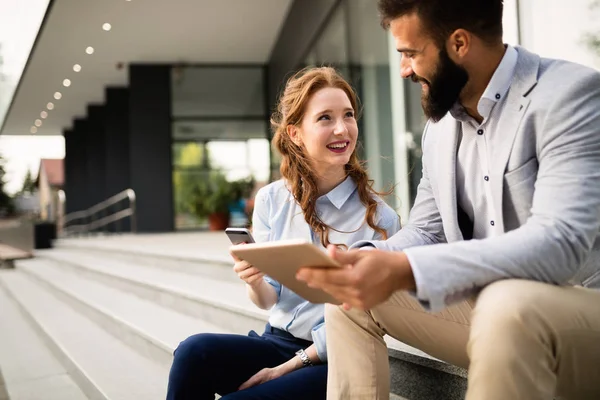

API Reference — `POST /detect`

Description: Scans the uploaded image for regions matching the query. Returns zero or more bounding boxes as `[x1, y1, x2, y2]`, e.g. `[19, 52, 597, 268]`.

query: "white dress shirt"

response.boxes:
[451, 45, 518, 239]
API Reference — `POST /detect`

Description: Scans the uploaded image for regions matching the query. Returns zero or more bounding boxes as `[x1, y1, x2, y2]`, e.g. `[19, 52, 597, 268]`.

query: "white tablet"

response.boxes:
[229, 239, 342, 304]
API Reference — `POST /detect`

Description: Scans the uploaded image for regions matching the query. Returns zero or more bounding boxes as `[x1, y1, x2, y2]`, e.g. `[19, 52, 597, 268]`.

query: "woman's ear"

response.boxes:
[287, 125, 301, 146]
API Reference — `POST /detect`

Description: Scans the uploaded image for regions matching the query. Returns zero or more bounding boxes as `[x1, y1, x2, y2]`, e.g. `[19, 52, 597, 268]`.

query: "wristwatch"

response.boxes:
[295, 349, 314, 367]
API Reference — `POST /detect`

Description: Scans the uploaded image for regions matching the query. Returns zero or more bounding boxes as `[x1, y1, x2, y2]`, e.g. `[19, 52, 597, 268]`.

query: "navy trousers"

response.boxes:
[166, 324, 327, 400]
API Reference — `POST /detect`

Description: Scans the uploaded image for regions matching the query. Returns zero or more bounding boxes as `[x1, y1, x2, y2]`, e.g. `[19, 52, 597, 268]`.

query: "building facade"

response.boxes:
[1, 0, 598, 232]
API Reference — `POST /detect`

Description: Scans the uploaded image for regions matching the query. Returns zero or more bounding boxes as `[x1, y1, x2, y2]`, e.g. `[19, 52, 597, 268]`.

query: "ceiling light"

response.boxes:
[54, 92, 62, 100]
[40, 111, 48, 119]
[102, 23, 112, 31]
[86, 46, 94, 55]
[30, 126, 38, 134]
[63, 79, 71, 87]
[73, 64, 81, 72]
[35, 119, 42, 127]
[47, 102, 54, 110]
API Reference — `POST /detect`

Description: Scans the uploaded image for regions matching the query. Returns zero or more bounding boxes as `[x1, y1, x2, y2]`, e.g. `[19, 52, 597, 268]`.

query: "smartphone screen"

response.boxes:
[225, 228, 255, 245]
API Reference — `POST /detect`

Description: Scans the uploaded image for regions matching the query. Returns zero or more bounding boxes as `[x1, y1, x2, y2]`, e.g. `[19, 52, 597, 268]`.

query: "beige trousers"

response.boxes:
[325, 280, 600, 400]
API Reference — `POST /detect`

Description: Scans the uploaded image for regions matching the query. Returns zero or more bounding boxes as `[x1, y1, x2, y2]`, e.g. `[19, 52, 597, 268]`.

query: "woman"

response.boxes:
[166, 67, 400, 400]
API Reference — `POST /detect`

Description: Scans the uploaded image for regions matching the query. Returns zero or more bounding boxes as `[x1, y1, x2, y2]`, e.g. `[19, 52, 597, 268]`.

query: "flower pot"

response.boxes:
[208, 212, 230, 231]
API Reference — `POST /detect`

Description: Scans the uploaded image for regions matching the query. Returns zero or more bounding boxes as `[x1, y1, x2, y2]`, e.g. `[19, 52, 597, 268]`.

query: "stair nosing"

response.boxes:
[0, 275, 110, 400]
[19, 263, 177, 369]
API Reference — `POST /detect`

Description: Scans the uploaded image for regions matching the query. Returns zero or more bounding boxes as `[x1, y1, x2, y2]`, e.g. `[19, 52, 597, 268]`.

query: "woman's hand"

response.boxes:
[231, 253, 264, 287]
[238, 365, 289, 391]
[238, 344, 320, 391]
[230, 249, 277, 309]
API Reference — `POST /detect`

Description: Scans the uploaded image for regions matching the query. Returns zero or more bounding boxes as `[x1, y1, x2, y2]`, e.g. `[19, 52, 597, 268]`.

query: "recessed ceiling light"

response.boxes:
[35, 119, 42, 127]
[73, 64, 81, 72]
[40, 111, 48, 119]
[54, 92, 62, 100]
[86, 46, 94, 55]
[47, 102, 54, 110]
[63, 79, 71, 87]
[102, 23, 112, 31]
[30, 126, 38, 134]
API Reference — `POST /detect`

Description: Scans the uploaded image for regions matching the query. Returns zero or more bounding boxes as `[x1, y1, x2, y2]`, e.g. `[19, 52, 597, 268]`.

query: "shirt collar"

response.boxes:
[478, 45, 518, 118]
[450, 45, 518, 122]
[318, 176, 357, 210]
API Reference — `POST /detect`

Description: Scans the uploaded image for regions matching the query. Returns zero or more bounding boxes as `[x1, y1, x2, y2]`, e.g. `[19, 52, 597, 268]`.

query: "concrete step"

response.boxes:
[0, 272, 88, 400]
[49, 242, 237, 283]
[13, 257, 440, 399]
[39, 248, 466, 398]
[37, 248, 268, 335]
[54, 234, 233, 266]
[16, 257, 231, 370]
[0, 269, 168, 400]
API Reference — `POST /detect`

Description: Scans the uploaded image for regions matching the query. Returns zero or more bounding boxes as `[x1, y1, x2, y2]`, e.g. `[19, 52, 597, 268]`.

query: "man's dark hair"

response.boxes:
[378, 0, 504, 46]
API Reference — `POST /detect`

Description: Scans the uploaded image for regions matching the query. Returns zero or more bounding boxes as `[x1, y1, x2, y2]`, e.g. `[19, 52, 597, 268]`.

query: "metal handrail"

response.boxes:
[61, 189, 137, 235]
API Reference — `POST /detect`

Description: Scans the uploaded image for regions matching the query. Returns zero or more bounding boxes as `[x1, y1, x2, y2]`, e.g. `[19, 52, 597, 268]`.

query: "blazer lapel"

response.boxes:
[489, 47, 539, 232]
[436, 116, 464, 242]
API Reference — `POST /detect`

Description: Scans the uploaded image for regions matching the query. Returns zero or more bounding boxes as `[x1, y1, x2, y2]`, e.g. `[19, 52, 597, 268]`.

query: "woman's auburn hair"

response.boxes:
[270, 66, 391, 247]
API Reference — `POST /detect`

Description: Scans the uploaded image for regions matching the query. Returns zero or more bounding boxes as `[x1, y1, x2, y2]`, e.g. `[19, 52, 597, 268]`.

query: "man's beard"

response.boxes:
[412, 47, 469, 122]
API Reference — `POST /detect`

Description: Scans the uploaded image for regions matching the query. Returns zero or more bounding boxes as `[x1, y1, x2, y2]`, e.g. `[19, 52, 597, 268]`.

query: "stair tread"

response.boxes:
[0, 272, 88, 400]
[41, 248, 267, 319]
[17, 257, 231, 351]
[56, 234, 232, 264]
[38, 249, 462, 375]
[0, 269, 168, 400]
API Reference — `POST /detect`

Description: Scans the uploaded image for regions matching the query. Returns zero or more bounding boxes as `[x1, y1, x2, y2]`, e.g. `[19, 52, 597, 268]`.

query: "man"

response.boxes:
[296, 0, 600, 399]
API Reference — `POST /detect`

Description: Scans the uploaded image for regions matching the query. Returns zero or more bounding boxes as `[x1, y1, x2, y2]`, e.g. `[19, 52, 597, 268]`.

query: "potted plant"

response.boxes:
[190, 170, 254, 231]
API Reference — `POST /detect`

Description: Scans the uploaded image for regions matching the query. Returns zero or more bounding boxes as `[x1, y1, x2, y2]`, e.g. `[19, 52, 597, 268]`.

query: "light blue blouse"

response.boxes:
[251, 177, 401, 361]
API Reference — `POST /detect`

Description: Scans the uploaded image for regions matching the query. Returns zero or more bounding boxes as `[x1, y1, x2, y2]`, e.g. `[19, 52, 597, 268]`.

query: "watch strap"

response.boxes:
[295, 349, 314, 367]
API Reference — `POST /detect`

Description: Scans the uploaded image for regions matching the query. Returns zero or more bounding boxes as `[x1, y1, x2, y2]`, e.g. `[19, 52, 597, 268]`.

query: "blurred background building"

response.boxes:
[0, 0, 598, 232]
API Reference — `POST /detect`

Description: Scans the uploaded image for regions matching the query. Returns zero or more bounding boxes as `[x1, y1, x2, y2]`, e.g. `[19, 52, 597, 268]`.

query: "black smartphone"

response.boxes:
[225, 227, 255, 245]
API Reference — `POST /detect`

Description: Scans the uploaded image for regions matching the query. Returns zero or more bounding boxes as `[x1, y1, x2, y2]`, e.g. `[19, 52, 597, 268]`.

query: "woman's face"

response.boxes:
[292, 87, 358, 173]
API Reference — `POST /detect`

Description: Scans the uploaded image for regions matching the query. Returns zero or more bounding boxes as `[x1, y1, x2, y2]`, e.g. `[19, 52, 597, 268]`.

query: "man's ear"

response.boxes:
[448, 28, 471, 59]
[287, 125, 301, 146]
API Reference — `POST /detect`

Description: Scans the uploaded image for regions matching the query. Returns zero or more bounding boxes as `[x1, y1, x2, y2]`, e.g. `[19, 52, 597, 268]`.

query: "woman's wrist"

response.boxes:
[247, 276, 265, 289]
[279, 355, 303, 374]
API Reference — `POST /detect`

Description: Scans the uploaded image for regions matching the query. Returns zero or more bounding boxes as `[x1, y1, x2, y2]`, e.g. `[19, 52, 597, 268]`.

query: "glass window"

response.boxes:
[346, 0, 397, 202]
[303, 0, 403, 207]
[304, 3, 350, 78]
[171, 67, 265, 118]
[172, 119, 267, 142]
[170, 66, 269, 230]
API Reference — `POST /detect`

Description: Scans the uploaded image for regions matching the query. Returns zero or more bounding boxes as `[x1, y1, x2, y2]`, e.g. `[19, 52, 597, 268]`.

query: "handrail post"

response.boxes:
[56, 190, 66, 237]
[127, 189, 137, 233]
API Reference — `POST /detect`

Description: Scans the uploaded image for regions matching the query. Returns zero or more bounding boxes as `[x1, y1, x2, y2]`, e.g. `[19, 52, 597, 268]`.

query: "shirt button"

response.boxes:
[477, 129, 484, 135]
[484, 176, 489, 181]
[490, 220, 495, 226]
[495, 93, 501, 100]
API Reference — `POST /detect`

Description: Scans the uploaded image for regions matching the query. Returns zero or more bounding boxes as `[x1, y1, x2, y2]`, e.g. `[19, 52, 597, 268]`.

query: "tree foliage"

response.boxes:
[584, 0, 600, 56]
[0, 154, 14, 215]
[20, 169, 36, 195]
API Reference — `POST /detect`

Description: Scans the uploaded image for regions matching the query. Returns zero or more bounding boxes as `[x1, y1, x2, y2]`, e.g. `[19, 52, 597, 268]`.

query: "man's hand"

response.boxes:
[296, 245, 415, 310]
